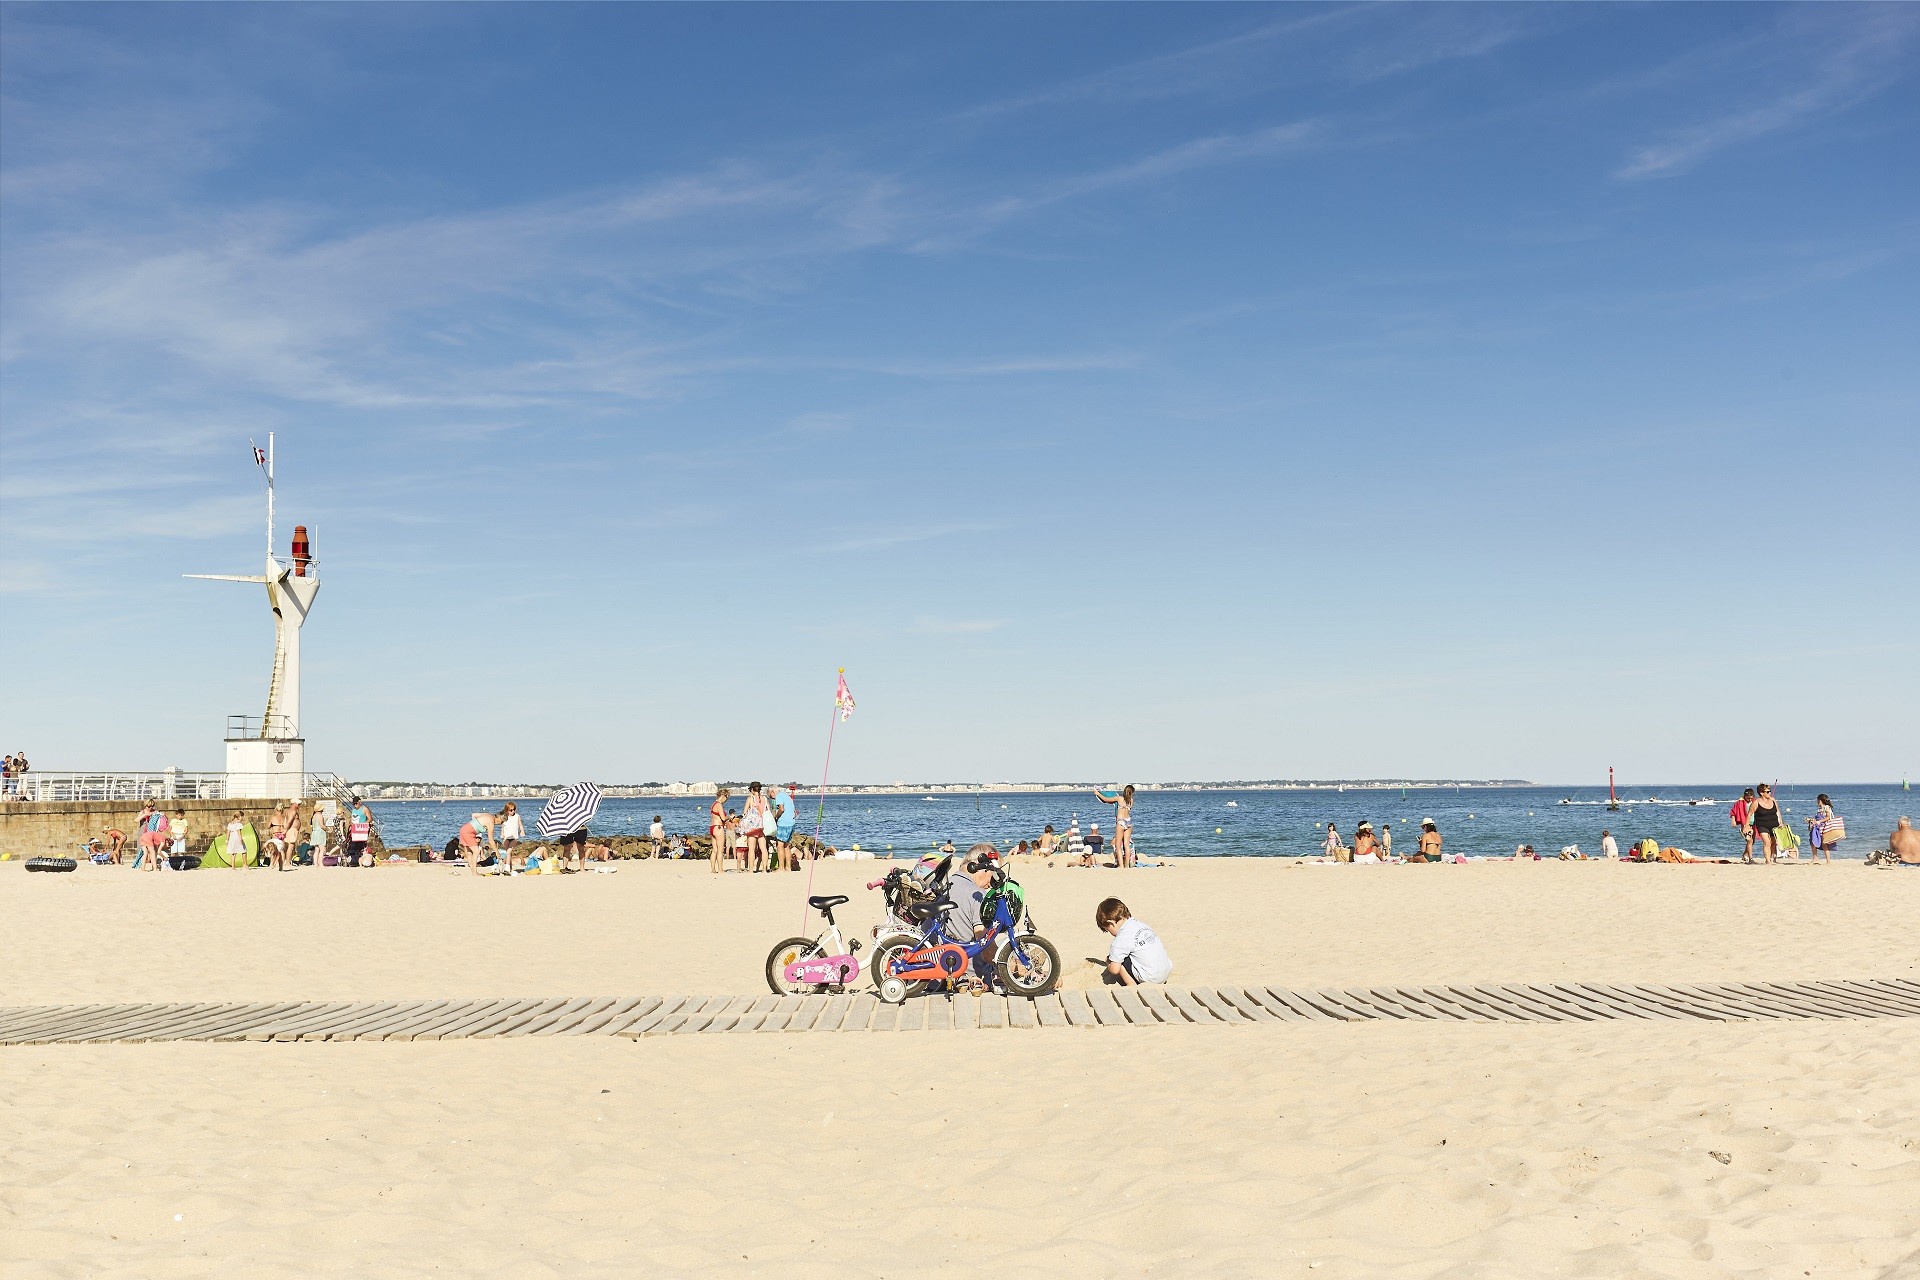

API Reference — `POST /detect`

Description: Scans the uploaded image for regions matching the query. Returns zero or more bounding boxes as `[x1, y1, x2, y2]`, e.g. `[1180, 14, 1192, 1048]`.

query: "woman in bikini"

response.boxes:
[708, 788, 731, 874]
[1747, 783, 1784, 865]
[742, 782, 769, 873]
[1094, 785, 1137, 868]
[1352, 822, 1377, 862]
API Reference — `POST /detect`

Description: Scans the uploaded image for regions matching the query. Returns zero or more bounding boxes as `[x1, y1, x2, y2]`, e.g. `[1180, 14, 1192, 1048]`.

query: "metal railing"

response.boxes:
[225, 714, 297, 740]
[4, 771, 352, 803]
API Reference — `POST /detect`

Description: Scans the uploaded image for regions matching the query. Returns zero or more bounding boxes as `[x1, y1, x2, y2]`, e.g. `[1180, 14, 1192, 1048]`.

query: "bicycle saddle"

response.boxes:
[906, 897, 957, 923]
[809, 894, 850, 911]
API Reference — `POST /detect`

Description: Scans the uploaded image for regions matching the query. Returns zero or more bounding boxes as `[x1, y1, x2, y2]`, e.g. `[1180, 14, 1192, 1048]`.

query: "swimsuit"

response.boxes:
[1752, 801, 1781, 832]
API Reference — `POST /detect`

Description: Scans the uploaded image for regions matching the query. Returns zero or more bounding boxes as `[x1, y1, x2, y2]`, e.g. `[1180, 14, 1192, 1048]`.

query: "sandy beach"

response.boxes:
[4, 859, 1917, 1278]
[5, 857, 1915, 1004]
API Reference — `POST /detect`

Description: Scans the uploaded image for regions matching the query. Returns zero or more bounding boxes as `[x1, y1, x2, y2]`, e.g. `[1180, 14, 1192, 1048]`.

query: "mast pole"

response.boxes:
[266, 432, 276, 566]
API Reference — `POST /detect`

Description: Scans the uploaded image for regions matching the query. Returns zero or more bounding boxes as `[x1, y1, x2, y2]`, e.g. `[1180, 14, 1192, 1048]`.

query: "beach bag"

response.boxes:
[1822, 815, 1845, 843]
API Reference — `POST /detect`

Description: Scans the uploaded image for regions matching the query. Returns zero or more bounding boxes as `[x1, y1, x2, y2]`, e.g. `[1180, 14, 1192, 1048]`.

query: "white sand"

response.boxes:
[4, 858, 1917, 1277]
[6, 1025, 1918, 1278]
[4, 858, 1915, 1004]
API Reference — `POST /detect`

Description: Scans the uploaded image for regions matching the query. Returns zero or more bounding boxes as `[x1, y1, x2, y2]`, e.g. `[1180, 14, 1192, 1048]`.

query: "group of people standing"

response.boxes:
[707, 782, 800, 873]
[1730, 785, 1845, 864]
[92, 797, 376, 871]
[2, 750, 30, 799]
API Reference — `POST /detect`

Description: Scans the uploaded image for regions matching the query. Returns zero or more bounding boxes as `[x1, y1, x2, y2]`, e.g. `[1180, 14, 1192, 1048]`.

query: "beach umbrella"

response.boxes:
[537, 782, 603, 838]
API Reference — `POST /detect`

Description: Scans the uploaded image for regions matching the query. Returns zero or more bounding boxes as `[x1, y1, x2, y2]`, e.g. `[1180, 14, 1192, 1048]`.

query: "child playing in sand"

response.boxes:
[1096, 897, 1172, 986]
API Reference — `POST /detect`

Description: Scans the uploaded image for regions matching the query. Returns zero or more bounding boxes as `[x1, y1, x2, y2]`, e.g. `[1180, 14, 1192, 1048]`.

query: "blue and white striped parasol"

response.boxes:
[537, 782, 603, 838]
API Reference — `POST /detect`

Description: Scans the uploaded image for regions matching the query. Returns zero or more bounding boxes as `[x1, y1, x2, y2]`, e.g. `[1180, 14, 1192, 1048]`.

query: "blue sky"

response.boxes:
[3, 3, 1915, 785]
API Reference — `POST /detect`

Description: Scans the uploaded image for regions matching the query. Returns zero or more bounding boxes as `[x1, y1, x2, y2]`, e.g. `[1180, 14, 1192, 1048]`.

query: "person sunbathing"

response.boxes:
[1892, 817, 1920, 866]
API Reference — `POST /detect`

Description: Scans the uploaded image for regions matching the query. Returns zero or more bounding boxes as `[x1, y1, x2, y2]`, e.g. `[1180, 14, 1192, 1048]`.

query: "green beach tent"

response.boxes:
[199, 823, 261, 869]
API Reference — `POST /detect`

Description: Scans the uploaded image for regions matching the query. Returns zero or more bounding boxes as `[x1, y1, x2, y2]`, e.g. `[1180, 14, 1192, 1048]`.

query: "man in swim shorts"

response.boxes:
[1892, 817, 1920, 866]
[772, 784, 797, 869]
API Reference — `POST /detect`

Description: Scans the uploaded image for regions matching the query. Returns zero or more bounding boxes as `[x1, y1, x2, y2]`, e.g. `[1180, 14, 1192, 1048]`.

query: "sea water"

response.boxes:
[367, 784, 1913, 861]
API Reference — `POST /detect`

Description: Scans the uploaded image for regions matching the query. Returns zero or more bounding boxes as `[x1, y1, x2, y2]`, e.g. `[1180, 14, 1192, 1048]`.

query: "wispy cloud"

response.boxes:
[952, 6, 1534, 122]
[1616, 9, 1919, 181]
[911, 120, 1324, 251]
[805, 522, 1003, 556]
[954, 9, 1360, 120]
[909, 616, 1008, 635]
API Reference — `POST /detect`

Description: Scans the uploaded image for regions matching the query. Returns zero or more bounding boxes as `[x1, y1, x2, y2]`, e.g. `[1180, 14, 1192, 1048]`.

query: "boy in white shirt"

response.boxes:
[1096, 897, 1172, 986]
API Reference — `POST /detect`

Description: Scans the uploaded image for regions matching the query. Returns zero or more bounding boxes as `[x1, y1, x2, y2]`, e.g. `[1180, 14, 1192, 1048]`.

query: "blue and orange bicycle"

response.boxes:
[868, 861, 1061, 1004]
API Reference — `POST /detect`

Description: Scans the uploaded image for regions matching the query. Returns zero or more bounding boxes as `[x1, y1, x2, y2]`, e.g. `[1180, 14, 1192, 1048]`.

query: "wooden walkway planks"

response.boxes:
[1110, 987, 1160, 1025]
[7, 977, 1918, 1045]
[1059, 991, 1098, 1027]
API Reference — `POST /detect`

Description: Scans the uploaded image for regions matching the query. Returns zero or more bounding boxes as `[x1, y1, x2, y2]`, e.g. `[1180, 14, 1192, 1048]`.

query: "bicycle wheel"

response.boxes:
[765, 936, 827, 996]
[869, 935, 928, 1000]
[995, 933, 1062, 997]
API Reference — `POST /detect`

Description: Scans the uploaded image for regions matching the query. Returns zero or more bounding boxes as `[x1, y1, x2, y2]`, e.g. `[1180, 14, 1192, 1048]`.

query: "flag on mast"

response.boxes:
[250, 440, 268, 470]
[834, 670, 856, 721]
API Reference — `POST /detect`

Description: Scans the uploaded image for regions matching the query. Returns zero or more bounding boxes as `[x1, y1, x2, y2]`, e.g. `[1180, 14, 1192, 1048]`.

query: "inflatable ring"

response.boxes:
[25, 857, 78, 873]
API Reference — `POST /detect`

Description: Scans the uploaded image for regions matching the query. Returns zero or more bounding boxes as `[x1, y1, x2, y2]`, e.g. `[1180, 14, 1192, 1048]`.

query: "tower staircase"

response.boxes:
[262, 616, 287, 734]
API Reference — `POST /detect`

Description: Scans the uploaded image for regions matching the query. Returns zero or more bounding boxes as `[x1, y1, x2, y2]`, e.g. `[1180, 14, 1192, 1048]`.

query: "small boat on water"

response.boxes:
[1225, 801, 1238, 808]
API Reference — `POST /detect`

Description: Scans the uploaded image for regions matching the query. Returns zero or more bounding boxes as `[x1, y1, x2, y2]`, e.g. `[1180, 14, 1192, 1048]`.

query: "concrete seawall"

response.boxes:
[0, 799, 381, 860]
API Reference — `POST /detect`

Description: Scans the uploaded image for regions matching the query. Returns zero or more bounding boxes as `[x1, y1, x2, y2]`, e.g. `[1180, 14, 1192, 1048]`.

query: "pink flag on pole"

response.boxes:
[835, 670, 856, 721]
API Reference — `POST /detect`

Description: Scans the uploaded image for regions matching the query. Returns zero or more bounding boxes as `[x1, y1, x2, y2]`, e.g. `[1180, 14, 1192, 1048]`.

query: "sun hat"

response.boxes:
[1420, 818, 1436, 827]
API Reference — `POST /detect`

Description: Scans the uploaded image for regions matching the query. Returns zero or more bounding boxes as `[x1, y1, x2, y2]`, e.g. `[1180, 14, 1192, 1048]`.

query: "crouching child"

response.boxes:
[1096, 897, 1172, 986]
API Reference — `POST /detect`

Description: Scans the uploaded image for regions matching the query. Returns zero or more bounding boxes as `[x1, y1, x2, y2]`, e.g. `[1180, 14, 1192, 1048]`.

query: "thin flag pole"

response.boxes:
[799, 668, 850, 935]
[794, 671, 856, 932]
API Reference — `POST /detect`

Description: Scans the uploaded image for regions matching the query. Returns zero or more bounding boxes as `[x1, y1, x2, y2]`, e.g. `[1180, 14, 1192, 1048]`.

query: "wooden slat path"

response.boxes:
[7, 979, 1918, 1045]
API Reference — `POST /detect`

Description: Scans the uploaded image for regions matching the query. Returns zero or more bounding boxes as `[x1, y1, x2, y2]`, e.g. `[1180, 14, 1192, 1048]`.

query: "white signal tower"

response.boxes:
[186, 432, 322, 798]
